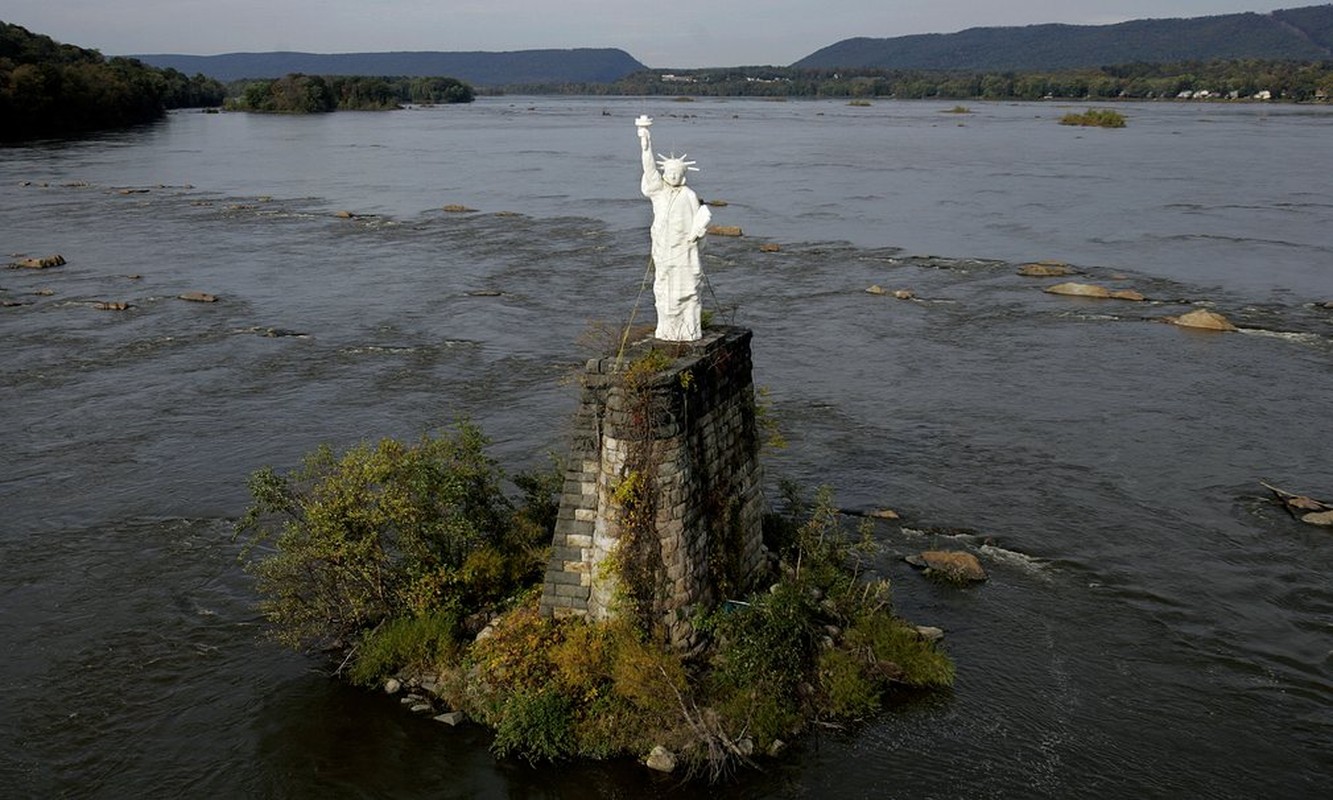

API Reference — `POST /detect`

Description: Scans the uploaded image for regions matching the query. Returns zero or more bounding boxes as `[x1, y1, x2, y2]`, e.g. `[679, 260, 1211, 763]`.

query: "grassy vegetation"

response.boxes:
[1059, 108, 1127, 127]
[239, 425, 953, 780]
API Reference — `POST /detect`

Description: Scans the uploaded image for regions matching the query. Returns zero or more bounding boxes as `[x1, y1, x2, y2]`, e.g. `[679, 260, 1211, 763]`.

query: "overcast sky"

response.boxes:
[4, 1, 1286, 67]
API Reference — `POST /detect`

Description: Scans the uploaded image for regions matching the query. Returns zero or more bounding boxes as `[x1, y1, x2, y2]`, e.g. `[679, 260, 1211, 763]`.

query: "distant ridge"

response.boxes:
[127, 48, 646, 85]
[793, 4, 1333, 70]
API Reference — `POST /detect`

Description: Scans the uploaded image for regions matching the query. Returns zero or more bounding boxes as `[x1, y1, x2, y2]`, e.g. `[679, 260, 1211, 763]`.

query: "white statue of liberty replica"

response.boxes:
[637, 115, 712, 342]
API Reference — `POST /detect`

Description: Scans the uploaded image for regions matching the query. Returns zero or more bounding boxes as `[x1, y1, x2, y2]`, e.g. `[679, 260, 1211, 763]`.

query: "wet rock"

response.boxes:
[703, 198, 729, 207]
[334, 210, 358, 218]
[645, 745, 677, 773]
[865, 284, 887, 295]
[759, 242, 781, 252]
[1018, 261, 1074, 277]
[1301, 510, 1333, 527]
[906, 550, 988, 583]
[870, 507, 900, 520]
[433, 711, 467, 726]
[94, 301, 131, 311]
[915, 625, 945, 643]
[442, 204, 477, 213]
[8, 254, 66, 269]
[893, 289, 916, 300]
[179, 292, 218, 303]
[384, 678, 402, 695]
[1317, 301, 1333, 310]
[2, 298, 31, 307]
[736, 737, 755, 757]
[1284, 495, 1328, 512]
[467, 290, 503, 297]
[1044, 282, 1111, 298]
[768, 739, 787, 757]
[410, 703, 434, 714]
[34, 288, 55, 296]
[117, 187, 150, 195]
[1169, 308, 1237, 331]
[707, 225, 743, 237]
[1110, 289, 1146, 301]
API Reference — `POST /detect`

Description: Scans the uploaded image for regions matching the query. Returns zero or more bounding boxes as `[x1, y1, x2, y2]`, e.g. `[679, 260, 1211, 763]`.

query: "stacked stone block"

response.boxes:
[538, 326, 767, 650]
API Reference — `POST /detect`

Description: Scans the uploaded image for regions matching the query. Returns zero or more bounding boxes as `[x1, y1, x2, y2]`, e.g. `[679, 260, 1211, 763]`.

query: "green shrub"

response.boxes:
[818, 647, 880, 718]
[347, 607, 461, 686]
[492, 689, 578, 764]
[1059, 108, 1126, 128]
[845, 611, 955, 689]
[236, 421, 515, 650]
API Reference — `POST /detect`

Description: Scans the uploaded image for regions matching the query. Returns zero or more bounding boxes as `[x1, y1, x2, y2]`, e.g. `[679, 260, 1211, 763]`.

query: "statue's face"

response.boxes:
[663, 163, 686, 186]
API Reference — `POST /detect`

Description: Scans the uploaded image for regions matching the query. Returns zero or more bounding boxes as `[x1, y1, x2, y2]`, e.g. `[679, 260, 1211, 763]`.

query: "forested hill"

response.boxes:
[794, 4, 1333, 70]
[1, 21, 224, 141]
[129, 49, 646, 85]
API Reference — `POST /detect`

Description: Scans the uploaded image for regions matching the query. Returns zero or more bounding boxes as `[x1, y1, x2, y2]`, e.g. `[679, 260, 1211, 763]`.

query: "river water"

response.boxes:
[2, 97, 1331, 798]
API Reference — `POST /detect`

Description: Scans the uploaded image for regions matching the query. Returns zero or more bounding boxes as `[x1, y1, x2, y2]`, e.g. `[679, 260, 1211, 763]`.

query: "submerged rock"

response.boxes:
[179, 292, 218, 303]
[906, 550, 988, 583]
[1169, 308, 1237, 331]
[442, 204, 478, 213]
[8, 254, 65, 269]
[1301, 510, 1333, 526]
[759, 243, 781, 252]
[707, 225, 743, 237]
[94, 301, 131, 311]
[1045, 281, 1111, 298]
[1018, 261, 1074, 277]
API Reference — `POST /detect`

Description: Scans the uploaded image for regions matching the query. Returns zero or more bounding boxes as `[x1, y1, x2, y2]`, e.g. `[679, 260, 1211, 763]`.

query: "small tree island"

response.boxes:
[240, 408, 953, 778]
[227, 73, 474, 113]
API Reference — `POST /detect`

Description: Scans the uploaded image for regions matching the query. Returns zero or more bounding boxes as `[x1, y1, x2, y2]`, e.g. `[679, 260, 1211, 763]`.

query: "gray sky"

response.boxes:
[4, 1, 1285, 67]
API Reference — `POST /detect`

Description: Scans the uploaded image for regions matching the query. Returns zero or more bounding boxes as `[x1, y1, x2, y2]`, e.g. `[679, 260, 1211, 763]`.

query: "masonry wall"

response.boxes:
[538, 326, 767, 651]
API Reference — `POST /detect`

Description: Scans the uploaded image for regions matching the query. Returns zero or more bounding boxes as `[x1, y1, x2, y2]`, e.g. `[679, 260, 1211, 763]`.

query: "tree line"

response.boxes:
[226, 73, 474, 113]
[1, 21, 226, 141]
[515, 59, 1333, 102]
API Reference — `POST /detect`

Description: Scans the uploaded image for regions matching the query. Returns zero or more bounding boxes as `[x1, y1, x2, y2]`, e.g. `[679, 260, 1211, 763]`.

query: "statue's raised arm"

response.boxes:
[636, 115, 661, 193]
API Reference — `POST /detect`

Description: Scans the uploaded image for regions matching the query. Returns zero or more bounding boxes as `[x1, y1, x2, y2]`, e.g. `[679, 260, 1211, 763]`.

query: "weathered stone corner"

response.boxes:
[538, 326, 767, 650]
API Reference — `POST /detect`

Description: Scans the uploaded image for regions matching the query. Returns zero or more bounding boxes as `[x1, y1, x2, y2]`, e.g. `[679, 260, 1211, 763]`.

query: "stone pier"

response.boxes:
[538, 326, 768, 651]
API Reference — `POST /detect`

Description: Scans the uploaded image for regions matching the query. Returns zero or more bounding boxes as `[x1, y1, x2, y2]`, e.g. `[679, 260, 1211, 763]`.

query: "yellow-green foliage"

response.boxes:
[236, 422, 543, 652]
[467, 603, 690, 762]
[845, 611, 955, 689]
[348, 608, 461, 687]
[623, 347, 673, 386]
[1059, 108, 1127, 128]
